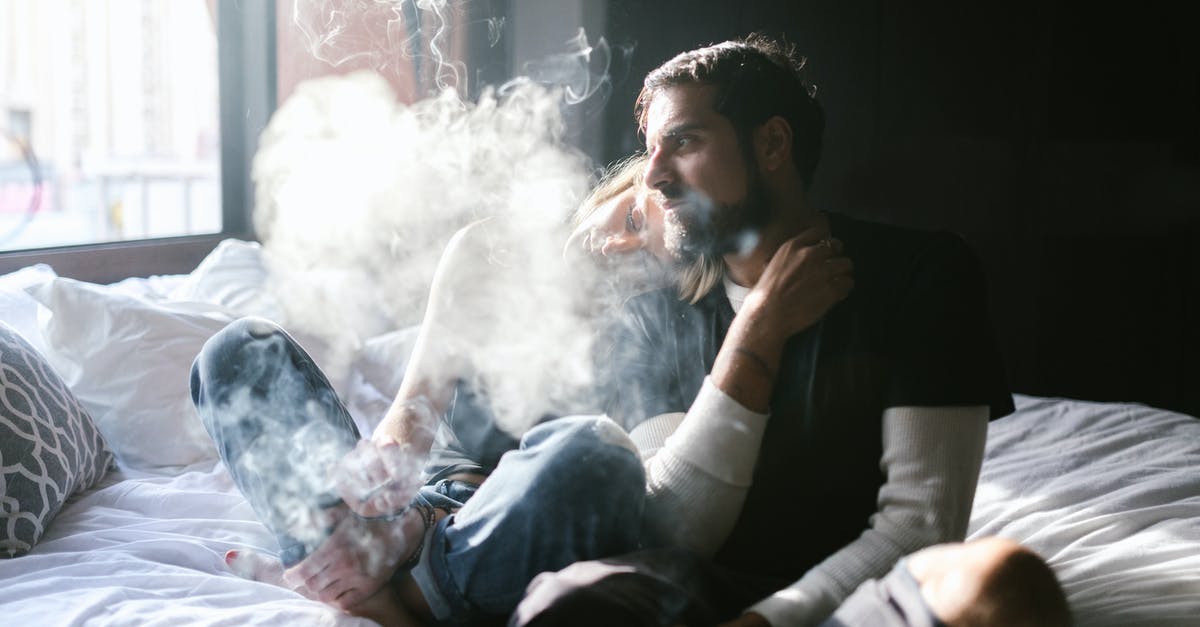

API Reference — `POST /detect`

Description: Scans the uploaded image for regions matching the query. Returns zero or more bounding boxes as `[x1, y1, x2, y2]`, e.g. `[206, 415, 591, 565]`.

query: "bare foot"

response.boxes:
[225, 549, 294, 589]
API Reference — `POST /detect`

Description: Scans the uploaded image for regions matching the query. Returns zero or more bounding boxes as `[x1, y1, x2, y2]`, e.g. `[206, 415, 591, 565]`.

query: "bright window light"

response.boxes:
[0, 0, 222, 252]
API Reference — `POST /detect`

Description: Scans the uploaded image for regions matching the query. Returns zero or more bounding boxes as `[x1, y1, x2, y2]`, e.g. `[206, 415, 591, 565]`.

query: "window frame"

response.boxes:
[0, 0, 276, 284]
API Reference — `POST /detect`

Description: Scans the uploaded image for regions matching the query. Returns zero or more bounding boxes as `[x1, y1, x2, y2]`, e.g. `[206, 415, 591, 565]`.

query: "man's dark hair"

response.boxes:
[636, 33, 825, 190]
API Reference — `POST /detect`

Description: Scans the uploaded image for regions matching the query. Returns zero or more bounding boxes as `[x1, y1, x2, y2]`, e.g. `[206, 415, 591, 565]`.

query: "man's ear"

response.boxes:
[754, 116, 793, 172]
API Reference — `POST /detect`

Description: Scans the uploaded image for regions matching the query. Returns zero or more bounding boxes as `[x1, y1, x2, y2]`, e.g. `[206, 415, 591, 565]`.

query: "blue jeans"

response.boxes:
[190, 317, 646, 624]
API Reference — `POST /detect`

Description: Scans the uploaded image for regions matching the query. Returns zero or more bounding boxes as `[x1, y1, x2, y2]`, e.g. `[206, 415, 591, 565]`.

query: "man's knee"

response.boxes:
[525, 415, 635, 449]
[521, 415, 642, 481]
[910, 537, 1071, 627]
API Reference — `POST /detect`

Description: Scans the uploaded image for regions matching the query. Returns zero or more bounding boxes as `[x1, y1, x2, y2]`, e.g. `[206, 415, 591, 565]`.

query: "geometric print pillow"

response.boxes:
[0, 322, 113, 557]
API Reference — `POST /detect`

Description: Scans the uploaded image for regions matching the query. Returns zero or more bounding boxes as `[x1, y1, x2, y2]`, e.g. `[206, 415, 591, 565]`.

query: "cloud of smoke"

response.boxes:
[254, 11, 613, 437]
[291, 0, 467, 93]
[291, 0, 412, 70]
[519, 27, 612, 106]
[232, 2, 641, 573]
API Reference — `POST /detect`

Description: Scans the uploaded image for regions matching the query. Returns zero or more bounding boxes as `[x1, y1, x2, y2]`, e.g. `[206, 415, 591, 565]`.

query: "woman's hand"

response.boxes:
[335, 439, 424, 519]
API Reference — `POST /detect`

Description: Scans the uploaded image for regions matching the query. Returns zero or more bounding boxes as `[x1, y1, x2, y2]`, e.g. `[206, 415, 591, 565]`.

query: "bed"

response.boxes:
[1, 241, 1198, 626]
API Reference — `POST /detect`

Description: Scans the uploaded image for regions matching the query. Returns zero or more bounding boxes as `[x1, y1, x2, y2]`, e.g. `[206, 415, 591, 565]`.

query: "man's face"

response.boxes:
[642, 84, 771, 262]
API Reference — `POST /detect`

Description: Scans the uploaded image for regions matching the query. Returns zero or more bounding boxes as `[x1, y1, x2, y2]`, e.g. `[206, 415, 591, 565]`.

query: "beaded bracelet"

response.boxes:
[396, 498, 437, 572]
[352, 495, 439, 574]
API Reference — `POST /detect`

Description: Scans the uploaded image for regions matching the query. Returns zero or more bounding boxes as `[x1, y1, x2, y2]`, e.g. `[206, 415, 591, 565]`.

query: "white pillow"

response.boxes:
[169, 238, 282, 319]
[0, 264, 58, 356]
[27, 278, 230, 470]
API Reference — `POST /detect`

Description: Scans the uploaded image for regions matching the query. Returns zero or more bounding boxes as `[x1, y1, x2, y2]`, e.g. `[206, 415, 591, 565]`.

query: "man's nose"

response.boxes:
[643, 149, 672, 191]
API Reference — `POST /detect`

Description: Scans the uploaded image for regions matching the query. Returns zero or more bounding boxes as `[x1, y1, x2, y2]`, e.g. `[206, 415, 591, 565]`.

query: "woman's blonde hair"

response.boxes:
[676, 252, 723, 304]
[574, 154, 724, 304]
[573, 154, 648, 228]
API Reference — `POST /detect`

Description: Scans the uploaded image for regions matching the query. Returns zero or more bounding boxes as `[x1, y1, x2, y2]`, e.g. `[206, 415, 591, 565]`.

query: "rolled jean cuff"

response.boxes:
[410, 515, 459, 622]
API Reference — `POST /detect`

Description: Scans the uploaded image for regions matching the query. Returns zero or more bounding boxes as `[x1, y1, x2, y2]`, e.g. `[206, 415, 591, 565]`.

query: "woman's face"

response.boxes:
[567, 187, 668, 263]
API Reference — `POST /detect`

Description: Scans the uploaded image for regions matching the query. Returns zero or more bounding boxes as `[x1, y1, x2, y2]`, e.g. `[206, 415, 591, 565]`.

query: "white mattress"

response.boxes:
[1, 395, 1196, 625]
[969, 395, 1200, 626]
[0, 462, 373, 627]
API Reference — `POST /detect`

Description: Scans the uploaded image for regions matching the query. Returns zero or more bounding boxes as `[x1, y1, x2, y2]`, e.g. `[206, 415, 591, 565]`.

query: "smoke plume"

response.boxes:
[253, 5, 613, 438]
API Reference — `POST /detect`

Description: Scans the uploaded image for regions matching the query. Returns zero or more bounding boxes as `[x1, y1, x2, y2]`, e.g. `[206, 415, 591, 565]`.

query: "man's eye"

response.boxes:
[675, 135, 694, 148]
[625, 206, 638, 232]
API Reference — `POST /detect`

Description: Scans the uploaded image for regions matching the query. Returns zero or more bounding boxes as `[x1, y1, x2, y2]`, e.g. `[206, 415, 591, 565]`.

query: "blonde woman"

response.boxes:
[192, 157, 676, 625]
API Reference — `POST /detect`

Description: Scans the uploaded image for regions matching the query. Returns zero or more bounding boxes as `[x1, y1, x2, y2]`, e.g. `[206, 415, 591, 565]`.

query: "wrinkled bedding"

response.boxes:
[1, 395, 1195, 626]
[0, 463, 371, 626]
[969, 395, 1200, 626]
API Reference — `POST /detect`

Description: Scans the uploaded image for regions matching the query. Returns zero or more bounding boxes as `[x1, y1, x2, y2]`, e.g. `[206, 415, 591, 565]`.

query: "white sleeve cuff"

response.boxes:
[628, 412, 685, 460]
[748, 570, 841, 627]
[662, 376, 768, 486]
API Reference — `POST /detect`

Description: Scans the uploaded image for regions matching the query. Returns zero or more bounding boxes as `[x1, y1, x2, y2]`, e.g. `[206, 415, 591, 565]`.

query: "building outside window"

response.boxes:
[0, 0, 221, 252]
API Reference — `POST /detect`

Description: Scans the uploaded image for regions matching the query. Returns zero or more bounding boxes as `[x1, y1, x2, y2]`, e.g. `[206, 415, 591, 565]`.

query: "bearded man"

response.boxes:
[512, 35, 1069, 627]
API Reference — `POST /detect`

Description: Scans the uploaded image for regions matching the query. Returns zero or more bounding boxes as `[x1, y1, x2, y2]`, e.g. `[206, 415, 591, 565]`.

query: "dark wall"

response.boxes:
[598, 0, 1200, 417]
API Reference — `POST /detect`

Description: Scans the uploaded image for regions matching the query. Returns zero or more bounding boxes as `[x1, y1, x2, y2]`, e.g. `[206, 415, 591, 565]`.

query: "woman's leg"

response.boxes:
[190, 317, 361, 566]
[194, 318, 648, 624]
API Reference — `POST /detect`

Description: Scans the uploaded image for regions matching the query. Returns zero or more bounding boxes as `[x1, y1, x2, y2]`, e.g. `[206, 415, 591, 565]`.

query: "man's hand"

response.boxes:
[711, 225, 853, 412]
[282, 506, 421, 610]
[718, 611, 772, 627]
[743, 226, 855, 342]
[335, 439, 424, 519]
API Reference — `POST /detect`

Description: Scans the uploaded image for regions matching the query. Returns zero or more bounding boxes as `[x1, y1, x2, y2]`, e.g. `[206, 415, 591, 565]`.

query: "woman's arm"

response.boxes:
[373, 222, 487, 447]
[288, 222, 501, 610]
[338, 222, 489, 516]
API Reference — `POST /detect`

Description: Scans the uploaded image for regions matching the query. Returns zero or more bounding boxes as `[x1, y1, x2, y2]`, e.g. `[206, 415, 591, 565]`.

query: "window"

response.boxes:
[0, 0, 578, 283]
[0, 0, 274, 282]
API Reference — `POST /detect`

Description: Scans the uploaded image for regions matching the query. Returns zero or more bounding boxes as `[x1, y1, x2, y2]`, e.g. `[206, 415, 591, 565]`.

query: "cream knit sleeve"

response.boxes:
[748, 405, 988, 626]
[628, 376, 769, 555]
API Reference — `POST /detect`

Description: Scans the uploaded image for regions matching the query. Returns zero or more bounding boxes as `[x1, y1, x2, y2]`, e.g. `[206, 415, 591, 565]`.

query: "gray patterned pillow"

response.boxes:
[0, 321, 113, 557]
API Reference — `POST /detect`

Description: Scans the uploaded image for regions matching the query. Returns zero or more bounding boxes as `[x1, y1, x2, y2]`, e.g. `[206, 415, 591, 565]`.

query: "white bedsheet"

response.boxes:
[1, 395, 1197, 625]
[0, 463, 373, 627]
[969, 395, 1200, 626]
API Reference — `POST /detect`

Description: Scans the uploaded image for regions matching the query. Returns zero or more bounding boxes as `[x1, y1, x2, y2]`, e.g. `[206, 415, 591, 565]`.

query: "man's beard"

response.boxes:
[661, 169, 773, 266]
